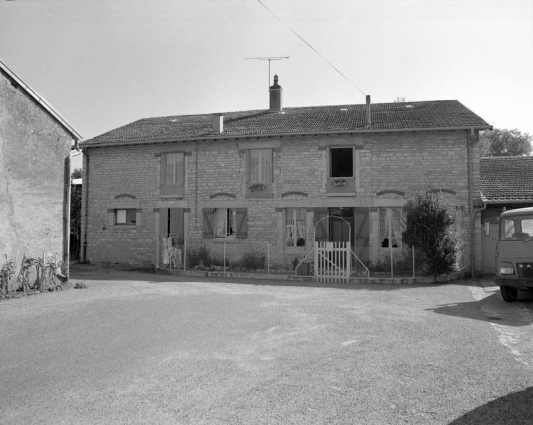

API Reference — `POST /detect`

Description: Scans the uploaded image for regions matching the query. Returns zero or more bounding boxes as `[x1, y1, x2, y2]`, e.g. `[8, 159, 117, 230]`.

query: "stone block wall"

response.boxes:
[82, 130, 481, 273]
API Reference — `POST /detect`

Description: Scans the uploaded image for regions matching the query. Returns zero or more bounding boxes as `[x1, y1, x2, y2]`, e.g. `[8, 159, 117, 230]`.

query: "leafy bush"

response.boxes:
[187, 245, 212, 268]
[402, 192, 463, 276]
[240, 250, 266, 270]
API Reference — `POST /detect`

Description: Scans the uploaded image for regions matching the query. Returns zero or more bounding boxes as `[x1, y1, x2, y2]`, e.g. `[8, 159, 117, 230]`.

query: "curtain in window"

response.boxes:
[248, 149, 271, 183]
[215, 209, 227, 237]
[165, 153, 184, 185]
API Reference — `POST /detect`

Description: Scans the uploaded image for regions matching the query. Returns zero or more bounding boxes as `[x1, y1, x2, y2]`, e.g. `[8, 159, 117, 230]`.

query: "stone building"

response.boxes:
[0, 60, 82, 269]
[80, 76, 491, 276]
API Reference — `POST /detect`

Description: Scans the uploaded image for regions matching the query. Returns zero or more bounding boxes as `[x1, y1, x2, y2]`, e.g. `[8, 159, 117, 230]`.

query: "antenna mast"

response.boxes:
[245, 56, 289, 87]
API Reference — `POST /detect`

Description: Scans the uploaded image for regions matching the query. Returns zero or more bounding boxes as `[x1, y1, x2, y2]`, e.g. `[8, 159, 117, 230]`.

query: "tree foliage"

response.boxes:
[71, 168, 82, 179]
[479, 128, 532, 157]
[402, 192, 463, 276]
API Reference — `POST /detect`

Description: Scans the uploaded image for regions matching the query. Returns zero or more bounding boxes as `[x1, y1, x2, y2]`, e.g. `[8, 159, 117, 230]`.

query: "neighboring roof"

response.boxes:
[82, 99, 491, 148]
[0, 59, 82, 141]
[480, 156, 533, 203]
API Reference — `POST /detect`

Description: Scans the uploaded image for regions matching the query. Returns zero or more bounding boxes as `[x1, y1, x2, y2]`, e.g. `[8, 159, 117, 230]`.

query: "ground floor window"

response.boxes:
[215, 208, 237, 239]
[115, 209, 137, 225]
[379, 208, 404, 248]
[285, 208, 306, 247]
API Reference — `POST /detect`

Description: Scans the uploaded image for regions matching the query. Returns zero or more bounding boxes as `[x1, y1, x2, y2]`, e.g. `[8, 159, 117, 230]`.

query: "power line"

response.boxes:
[255, 0, 366, 97]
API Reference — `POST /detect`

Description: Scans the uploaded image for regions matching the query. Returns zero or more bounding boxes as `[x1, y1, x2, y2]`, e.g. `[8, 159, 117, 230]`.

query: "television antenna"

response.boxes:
[245, 56, 289, 87]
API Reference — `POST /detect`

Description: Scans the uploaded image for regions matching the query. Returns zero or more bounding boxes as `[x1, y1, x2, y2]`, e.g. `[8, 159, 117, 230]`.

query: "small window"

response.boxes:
[215, 208, 237, 239]
[285, 208, 306, 247]
[115, 209, 136, 225]
[380, 208, 403, 248]
[330, 148, 353, 177]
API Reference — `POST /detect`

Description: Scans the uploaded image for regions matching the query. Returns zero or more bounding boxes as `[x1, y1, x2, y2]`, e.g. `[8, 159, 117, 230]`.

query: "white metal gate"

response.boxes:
[314, 241, 351, 282]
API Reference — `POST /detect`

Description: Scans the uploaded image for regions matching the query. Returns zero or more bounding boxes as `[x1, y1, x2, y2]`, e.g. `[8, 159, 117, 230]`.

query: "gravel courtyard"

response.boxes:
[1, 266, 532, 424]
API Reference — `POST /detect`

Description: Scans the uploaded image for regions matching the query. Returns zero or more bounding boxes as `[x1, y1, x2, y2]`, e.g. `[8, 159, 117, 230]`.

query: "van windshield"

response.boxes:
[500, 216, 533, 240]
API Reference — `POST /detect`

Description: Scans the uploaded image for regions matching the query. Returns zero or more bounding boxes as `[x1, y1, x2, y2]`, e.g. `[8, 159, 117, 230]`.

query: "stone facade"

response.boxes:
[81, 129, 482, 273]
[0, 66, 75, 263]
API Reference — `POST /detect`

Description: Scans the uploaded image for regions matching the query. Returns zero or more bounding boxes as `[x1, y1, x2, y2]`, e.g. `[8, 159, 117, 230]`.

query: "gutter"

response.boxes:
[81, 126, 493, 149]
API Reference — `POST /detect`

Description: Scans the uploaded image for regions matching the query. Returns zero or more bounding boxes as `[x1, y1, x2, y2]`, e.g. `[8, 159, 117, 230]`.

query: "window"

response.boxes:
[248, 149, 272, 183]
[215, 208, 237, 238]
[380, 208, 403, 248]
[285, 208, 306, 247]
[161, 152, 185, 195]
[330, 148, 353, 177]
[203, 208, 248, 239]
[115, 209, 137, 225]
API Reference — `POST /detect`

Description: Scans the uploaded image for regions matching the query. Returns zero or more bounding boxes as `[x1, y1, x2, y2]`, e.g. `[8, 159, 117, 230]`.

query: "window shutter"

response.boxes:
[236, 208, 248, 239]
[355, 208, 370, 262]
[170, 208, 185, 245]
[314, 208, 328, 241]
[160, 154, 167, 187]
[160, 208, 169, 236]
[202, 208, 215, 238]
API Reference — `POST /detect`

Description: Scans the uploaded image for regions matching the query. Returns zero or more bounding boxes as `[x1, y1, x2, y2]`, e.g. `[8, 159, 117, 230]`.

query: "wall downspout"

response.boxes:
[467, 128, 480, 278]
[82, 149, 90, 262]
[62, 152, 71, 280]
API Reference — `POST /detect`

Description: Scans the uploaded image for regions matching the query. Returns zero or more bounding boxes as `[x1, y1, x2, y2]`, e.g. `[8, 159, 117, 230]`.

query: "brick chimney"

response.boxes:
[212, 114, 223, 133]
[269, 74, 283, 112]
[366, 95, 371, 126]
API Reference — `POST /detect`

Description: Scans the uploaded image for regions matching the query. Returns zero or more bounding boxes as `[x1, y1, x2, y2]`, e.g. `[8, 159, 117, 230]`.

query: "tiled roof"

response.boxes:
[480, 156, 533, 203]
[82, 100, 491, 147]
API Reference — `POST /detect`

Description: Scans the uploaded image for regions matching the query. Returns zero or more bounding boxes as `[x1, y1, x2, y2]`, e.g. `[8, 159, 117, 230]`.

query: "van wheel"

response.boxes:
[500, 286, 518, 302]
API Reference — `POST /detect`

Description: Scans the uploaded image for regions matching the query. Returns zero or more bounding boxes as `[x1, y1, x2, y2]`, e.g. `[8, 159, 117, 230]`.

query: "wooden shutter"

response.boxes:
[169, 208, 185, 245]
[355, 208, 370, 263]
[160, 208, 169, 236]
[160, 155, 167, 187]
[236, 208, 248, 239]
[314, 207, 328, 241]
[202, 208, 215, 238]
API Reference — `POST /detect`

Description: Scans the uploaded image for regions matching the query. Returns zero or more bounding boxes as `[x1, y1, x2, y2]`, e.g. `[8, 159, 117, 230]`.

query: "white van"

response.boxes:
[495, 207, 533, 302]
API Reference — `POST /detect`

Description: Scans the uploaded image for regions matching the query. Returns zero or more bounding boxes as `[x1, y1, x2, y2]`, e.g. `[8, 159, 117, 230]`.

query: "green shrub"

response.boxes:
[240, 250, 266, 270]
[402, 192, 463, 276]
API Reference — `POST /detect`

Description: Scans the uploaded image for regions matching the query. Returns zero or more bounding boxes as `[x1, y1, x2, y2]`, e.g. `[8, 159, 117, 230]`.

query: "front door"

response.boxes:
[328, 208, 354, 246]
[159, 208, 184, 269]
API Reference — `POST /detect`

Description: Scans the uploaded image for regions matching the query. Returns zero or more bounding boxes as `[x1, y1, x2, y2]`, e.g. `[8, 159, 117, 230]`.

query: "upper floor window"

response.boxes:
[380, 208, 404, 248]
[246, 149, 273, 198]
[330, 147, 353, 177]
[248, 149, 272, 183]
[161, 152, 185, 196]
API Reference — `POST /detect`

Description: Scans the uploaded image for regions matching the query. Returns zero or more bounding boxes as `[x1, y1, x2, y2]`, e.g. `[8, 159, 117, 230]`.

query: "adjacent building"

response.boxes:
[80, 76, 491, 276]
[0, 60, 82, 269]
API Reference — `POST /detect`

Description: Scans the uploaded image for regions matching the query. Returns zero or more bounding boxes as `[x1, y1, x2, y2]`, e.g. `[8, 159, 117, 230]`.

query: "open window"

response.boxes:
[285, 208, 306, 247]
[203, 208, 248, 239]
[380, 208, 404, 248]
[115, 209, 137, 225]
[215, 208, 237, 239]
[330, 147, 353, 177]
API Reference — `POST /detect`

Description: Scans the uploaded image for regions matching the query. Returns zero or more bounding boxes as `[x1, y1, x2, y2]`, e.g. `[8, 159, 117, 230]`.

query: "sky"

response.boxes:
[1, 0, 532, 171]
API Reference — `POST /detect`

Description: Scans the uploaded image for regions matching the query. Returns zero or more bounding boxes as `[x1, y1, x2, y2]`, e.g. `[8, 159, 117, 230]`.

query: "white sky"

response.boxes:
[1, 0, 532, 170]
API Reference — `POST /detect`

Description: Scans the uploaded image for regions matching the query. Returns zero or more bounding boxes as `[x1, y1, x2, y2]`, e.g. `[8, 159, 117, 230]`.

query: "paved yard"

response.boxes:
[1, 266, 533, 424]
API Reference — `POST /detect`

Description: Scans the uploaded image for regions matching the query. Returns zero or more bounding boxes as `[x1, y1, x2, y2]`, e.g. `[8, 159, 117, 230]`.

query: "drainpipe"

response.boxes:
[467, 128, 480, 278]
[62, 151, 71, 281]
[82, 149, 90, 262]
